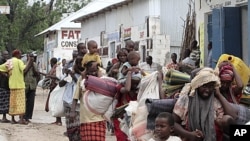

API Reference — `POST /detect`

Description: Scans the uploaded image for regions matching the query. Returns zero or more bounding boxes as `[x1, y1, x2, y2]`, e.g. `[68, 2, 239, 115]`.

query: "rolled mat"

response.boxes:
[84, 75, 118, 97]
[164, 69, 190, 85]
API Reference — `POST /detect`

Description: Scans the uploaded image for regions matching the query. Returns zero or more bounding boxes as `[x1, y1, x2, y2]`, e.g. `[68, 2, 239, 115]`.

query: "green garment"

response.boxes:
[24, 62, 38, 90]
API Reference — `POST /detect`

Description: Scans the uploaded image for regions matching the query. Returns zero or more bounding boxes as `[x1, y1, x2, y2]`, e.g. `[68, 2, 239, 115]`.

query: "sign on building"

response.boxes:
[59, 29, 81, 49]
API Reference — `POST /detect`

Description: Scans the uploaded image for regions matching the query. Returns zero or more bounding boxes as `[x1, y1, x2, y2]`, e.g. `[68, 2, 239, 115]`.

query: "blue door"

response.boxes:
[212, 7, 242, 64]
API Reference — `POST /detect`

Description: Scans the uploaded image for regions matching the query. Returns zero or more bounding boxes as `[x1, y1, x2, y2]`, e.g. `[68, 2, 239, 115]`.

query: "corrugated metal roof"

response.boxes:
[35, 12, 81, 37]
[35, 0, 128, 37]
[71, 0, 128, 22]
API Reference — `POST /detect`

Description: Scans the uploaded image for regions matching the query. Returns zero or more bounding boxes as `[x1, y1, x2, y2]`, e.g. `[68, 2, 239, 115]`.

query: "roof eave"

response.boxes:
[72, 0, 132, 23]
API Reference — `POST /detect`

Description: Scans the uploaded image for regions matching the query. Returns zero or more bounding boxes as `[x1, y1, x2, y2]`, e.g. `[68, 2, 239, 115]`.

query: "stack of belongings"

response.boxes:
[83, 75, 118, 121]
[145, 98, 176, 130]
[162, 69, 191, 98]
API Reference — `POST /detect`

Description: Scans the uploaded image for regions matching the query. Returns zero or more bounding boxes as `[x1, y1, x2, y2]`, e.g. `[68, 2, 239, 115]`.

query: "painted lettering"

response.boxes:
[61, 41, 78, 48]
[61, 30, 81, 39]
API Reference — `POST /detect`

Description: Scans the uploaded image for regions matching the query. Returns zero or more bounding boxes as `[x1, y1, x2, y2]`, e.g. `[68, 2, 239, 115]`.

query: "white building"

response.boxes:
[71, 0, 189, 68]
[35, 12, 81, 72]
[195, 0, 249, 67]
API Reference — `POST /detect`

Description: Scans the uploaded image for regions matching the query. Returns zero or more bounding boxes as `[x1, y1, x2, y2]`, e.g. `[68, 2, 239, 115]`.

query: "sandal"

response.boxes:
[18, 120, 28, 125]
[51, 122, 62, 126]
[0, 119, 10, 123]
[11, 120, 18, 124]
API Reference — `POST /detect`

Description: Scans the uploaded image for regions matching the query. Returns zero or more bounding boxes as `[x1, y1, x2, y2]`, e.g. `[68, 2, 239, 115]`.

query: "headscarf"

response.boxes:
[190, 67, 220, 96]
[219, 64, 234, 81]
[12, 49, 21, 57]
[188, 67, 220, 141]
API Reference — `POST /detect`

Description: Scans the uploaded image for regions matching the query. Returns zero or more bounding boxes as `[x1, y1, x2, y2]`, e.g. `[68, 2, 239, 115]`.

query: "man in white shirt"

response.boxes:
[139, 56, 162, 74]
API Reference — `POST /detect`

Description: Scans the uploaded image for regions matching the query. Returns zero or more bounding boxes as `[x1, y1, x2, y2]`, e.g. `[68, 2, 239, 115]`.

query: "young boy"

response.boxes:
[81, 40, 102, 67]
[149, 112, 181, 141]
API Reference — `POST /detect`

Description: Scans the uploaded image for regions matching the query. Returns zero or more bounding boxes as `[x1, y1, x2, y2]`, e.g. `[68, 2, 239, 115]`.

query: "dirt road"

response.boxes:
[0, 87, 116, 141]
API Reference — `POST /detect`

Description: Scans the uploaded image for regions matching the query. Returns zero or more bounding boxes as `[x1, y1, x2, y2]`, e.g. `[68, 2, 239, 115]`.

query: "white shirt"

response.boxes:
[139, 62, 162, 74]
[206, 49, 212, 68]
[148, 136, 182, 141]
[182, 57, 196, 66]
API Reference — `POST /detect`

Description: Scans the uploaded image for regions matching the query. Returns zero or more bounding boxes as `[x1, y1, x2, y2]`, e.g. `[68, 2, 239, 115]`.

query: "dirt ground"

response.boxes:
[0, 87, 116, 141]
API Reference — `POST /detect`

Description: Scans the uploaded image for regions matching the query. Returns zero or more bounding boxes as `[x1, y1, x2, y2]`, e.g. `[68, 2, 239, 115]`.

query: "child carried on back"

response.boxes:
[118, 51, 145, 84]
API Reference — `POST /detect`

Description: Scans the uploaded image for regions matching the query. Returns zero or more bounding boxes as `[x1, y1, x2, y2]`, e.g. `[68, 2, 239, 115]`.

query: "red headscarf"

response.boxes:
[219, 64, 234, 81]
[12, 49, 21, 57]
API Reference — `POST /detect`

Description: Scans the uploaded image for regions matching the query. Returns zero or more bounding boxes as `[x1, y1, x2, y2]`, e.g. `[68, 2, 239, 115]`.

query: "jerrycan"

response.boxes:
[216, 54, 250, 86]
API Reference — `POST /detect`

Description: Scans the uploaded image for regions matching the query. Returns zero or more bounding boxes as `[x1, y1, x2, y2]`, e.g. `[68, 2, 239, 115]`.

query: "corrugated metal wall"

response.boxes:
[81, 14, 106, 39]
[148, 0, 161, 16]
[131, 0, 149, 25]
[160, 0, 189, 47]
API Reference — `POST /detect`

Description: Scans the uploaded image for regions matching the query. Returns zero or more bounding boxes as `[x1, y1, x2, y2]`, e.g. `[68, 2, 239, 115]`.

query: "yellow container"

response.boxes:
[216, 54, 250, 86]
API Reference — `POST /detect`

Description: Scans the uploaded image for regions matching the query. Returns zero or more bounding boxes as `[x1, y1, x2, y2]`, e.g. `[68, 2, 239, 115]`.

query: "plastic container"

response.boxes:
[216, 54, 250, 86]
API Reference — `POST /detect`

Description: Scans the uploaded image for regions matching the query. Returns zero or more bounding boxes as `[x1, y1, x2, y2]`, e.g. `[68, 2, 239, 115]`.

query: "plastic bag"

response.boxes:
[49, 85, 65, 117]
[37, 78, 51, 89]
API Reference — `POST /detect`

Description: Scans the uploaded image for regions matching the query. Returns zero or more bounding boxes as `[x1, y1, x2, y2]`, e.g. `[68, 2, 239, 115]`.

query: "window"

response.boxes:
[103, 47, 109, 56]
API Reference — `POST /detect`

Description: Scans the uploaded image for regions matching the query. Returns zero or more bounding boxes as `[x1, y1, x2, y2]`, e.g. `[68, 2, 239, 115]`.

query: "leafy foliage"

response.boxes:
[0, 0, 90, 54]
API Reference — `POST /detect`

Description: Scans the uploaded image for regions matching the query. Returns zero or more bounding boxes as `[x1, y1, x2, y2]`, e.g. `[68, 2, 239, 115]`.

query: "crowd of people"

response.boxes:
[0, 39, 250, 141]
[0, 50, 39, 125]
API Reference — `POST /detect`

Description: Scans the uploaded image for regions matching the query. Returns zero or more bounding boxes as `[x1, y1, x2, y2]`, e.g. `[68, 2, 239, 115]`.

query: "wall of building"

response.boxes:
[79, 0, 185, 68]
[195, 0, 248, 65]
[242, 6, 248, 63]
[81, 14, 106, 40]
[160, 0, 189, 47]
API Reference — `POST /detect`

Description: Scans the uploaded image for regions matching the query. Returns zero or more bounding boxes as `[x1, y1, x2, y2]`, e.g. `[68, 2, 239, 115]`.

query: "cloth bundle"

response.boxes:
[84, 75, 118, 97]
[145, 98, 176, 130]
[83, 76, 118, 116]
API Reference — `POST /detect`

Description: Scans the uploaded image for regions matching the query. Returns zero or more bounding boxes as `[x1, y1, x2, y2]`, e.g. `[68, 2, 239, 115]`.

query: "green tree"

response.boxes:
[0, 0, 90, 54]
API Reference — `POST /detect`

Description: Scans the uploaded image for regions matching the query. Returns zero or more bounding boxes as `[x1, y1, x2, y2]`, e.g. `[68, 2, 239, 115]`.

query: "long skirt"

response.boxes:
[80, 120, 106, 141]
[9, 89, 25, 116]
[0, 88, 10, 114]
[114, 118, 129, 141]
[64, 104, 81, 141]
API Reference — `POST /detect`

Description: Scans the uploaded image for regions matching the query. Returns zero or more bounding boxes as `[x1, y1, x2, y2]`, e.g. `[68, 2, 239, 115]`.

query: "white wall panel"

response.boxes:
[106, 10, 118, 33]
[160, 0, 189, 47]
[132, 0, 149, 25]
[81, 14, 106, 40]
[149, 0, 160, 16]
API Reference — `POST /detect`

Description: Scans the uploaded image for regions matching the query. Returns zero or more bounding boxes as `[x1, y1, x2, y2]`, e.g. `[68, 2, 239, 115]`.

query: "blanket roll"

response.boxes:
[145, 98, 176, 130]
